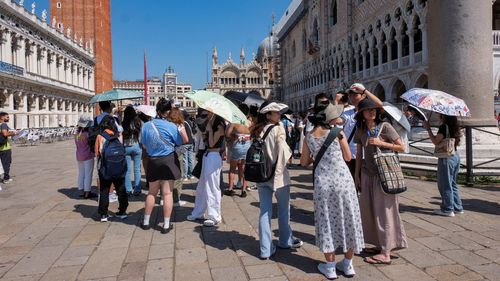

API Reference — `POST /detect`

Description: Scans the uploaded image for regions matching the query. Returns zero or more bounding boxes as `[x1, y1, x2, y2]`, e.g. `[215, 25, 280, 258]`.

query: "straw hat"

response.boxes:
[259, 102, 288, 114]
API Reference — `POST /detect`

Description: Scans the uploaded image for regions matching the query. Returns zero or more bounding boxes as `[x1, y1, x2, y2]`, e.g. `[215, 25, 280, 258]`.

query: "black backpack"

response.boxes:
[0, 133, 7, 146]
[98, 132, 127, 180]
[244, 125, 277, 183]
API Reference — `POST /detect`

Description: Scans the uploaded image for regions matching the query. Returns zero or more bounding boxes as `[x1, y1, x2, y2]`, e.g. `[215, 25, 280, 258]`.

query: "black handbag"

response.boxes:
[192, 150, 205, 179]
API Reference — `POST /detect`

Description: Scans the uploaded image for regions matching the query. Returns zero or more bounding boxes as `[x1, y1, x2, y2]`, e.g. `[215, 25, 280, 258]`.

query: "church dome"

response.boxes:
[257, 33, 278, 62]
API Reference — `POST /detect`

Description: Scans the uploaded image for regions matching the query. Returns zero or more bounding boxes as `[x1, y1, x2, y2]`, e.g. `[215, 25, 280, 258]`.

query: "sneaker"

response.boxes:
[3, 179, 12, 184]
[188, 176, 195, 180]
[433, 209, 455, 217]
[173, 200, 187, 207]
[187, 215, 202, 221]
[133, 190, 141, 196]
[183, 178, 189, 182]
[455, 210, 465, 214]
[109, 193, 118, 203]
[318, 263, 337, 280]
[240, 191, 247, 198]
[279, 238, 303, 249]
[100, 215, 109, 222]
[203, 219, 219, 227]
[114, 211, 128, 219]
[259, 245, 277, 260]
[336, 260, 355, 277]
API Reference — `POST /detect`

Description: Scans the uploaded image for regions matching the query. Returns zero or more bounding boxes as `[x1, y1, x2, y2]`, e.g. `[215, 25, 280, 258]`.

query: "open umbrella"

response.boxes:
[88, 89, 144, 104]
[382, 102, 411, 132]
[224, 91, 266, 107]
[401, 88, 471, 117]
[134, 105, 156, 118]
[183, 90, 248, 125]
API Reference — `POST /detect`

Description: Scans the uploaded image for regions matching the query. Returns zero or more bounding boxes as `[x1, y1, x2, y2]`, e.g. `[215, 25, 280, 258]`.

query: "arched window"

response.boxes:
[390, 29, 397, 60]
[302, 30, 307, 52]
[401, 22, 410, 57]
[413, 17, 423, 53]
[312, 18, 319, 44]
[330, 0, 338, 27]
[373, 38, 379, 67]
[381, 33, 388, 63]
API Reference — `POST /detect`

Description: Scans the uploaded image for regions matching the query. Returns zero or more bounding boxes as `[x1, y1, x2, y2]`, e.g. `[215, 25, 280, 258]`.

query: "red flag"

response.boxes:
[143, 49, 148, 105]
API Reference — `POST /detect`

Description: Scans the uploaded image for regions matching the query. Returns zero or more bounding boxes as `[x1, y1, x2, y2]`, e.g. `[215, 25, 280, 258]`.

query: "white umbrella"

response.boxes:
[134, 105, 156, 118]
[383, 102, 411, 132]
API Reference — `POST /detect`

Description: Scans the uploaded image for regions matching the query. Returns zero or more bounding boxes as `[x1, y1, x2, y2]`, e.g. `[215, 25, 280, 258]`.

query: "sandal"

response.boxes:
[364, 256, 392, 265]
[363, 247, 381, 254]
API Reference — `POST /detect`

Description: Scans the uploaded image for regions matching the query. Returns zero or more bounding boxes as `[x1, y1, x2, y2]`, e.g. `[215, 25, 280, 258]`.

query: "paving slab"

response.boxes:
[1, 141, 499, 281]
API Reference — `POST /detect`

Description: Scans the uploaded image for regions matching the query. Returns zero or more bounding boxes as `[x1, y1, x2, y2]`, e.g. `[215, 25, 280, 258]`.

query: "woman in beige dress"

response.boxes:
[354, 98, 408, 265]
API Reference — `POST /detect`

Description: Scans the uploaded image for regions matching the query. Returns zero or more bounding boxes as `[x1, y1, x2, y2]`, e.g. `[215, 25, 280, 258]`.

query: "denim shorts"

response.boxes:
[230, 141, 251, 160]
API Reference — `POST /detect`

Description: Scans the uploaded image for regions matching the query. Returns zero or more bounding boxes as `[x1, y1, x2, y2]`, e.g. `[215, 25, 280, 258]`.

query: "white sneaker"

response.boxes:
[336, 260, 355, 277]
[455, 210, 465, 214]
[203, 219, 219, 227]
[173, 200, 187, 207]
[433, 209, 455, 217]
[109, 193, 118, 203]
[318, 263, 337, 280]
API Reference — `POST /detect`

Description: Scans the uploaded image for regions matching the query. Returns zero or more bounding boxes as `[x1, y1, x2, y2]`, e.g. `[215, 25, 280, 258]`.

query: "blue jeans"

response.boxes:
[125, 143, 142, 193]
[437, 153, 463, 213]
[257, 184, 293, 258]
[183, 144, 194, 178]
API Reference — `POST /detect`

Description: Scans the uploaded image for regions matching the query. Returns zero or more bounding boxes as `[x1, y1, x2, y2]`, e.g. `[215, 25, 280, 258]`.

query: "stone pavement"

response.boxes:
[0, 141, 499, 281]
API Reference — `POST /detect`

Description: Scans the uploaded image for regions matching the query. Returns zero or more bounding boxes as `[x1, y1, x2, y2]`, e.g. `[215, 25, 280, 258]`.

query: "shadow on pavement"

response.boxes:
[429, 196, 500, 215]
[399, 203, 435, 215]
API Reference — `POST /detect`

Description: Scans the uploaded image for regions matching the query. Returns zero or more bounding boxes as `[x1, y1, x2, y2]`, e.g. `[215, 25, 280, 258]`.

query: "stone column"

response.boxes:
[377, 41, 384, 73]
[39, 48, 47, 76]
[420, 23, 428, 64]
[387, 39, 393, 64]
[396, 35, 403, 69]
[368, 42, 374, 76]
[3, 31, 12, 64]
[34, 95, 40, 128]
[407, 28, 415, 65]
[428, 0, 494, 125]
[361, 48, 367, 78]
[30, 44, 38, 74]
[17, 36, 26, 70]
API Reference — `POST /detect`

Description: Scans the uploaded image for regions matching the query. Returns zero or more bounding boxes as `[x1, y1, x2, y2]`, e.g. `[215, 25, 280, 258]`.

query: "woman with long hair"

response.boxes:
[424, 114, 464, 216]
[224, 104, 252, 198]
[252, 101, 303, 260]
[75, 116, 96, 199]
[187, 112, 226, 227]
[122, 106, 143, 196]
[300, 103, 364, 279]
[168, 108, 187, 206]
[354, 98, 407, 265]
[140, 98, 188, 233]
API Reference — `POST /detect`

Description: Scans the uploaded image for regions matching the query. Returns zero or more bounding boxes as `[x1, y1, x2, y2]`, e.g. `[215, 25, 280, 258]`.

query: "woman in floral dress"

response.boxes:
[301, 102, 364, 279]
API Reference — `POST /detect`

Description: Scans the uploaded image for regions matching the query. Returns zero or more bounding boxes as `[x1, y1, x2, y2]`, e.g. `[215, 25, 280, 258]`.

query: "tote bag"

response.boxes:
[434, 124, 455, 158]
[373, 123, 407, 194]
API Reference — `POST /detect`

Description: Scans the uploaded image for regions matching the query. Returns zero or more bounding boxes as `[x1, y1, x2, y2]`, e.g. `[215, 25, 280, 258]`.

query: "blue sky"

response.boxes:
[36, 0, 290, 89]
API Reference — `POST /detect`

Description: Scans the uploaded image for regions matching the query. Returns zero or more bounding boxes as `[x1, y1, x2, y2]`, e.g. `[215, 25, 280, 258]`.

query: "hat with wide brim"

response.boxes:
[260, 102, 289, 114]
[356, 98, 380, 113]
[323, 104, 345, 123]
[77, 116, 93, 128]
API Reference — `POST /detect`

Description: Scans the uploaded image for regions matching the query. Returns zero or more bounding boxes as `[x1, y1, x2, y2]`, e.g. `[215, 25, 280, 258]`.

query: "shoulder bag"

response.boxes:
[373, 123, 407, 194]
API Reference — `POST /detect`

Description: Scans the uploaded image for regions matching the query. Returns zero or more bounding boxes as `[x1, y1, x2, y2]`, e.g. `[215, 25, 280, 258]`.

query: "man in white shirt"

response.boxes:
[339, 84, 383, 178]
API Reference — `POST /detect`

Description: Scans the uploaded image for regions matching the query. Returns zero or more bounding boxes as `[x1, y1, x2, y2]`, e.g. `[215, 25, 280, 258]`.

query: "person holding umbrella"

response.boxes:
[424, 115, 464, 217]
[187, 112, 226, 227]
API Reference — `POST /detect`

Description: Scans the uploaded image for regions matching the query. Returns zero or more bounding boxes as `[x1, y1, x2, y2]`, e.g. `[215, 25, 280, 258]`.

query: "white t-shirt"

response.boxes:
[341, 108, 357, 159]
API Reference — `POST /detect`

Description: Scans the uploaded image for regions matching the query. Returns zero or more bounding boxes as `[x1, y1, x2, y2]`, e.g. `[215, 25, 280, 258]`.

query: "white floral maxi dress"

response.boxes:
[306, 133, 365, 254]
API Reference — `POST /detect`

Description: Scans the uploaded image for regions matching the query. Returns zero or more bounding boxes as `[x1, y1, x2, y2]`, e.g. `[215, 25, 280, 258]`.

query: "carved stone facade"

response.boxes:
[206, 46, 274, 99]
[0, 0, 95, 129]
[276, 0, 500, 113]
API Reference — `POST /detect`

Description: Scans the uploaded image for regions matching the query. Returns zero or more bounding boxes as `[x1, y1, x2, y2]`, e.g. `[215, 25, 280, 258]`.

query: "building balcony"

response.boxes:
[24, 72, 94, 97]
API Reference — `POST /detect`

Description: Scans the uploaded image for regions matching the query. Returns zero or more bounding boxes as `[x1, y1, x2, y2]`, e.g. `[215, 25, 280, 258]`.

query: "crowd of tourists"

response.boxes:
[70, 83, 464, 280]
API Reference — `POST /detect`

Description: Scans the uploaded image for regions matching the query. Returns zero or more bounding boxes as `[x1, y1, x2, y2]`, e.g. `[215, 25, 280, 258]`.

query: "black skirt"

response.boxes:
[147, 153, 181, 182]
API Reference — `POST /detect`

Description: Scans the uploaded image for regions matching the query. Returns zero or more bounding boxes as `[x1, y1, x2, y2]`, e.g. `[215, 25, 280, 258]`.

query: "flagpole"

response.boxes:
[144, 49, 149, 105]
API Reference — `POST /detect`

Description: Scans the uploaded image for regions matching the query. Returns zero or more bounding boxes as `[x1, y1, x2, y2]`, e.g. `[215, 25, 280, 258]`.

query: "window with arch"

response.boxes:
[329, 0, 338, 27]
[312, 18, 319, 44]
[56, 2, 62, 8]
[302, 30, 307, 52]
